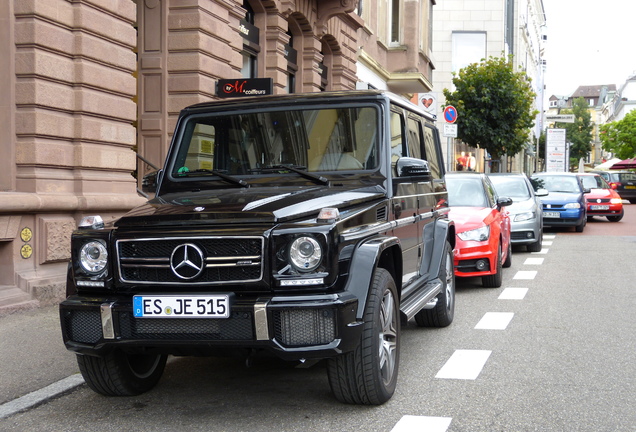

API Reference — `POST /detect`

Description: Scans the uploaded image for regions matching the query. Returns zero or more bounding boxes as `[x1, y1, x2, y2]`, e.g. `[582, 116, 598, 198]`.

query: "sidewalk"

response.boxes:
[0, 305, 81, 406]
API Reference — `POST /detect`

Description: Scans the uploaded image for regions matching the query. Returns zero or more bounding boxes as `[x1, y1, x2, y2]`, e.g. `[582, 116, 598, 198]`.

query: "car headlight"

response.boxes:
[79, 241, 108, 274]
[564, 203, 581, 209]
[289, 236, 322, 272]
[457, 225, 490, 242]
[513, 211, 535, 222]
[610, 198, 622, 204]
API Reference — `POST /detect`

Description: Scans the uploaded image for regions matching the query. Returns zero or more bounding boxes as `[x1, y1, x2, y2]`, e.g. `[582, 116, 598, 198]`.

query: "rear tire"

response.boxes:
[415, 241, 455, 328]
[327, 268, 400, 405]
[77, 350, 167, 396]
[482, 244, 503, 288]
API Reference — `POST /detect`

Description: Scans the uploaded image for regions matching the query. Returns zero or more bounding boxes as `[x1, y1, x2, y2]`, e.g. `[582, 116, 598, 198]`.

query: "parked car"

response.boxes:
[530, 172, 588, 232]
[446, 172, 512, 288]
[59, 90, 457, 405]
[590, 170, 636, 203]
[488, 173, 546, 252]
[577, 173, 624, 222]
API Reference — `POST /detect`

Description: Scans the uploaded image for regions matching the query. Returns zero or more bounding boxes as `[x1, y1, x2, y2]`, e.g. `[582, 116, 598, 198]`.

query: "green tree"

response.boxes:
[443, 56, 538, 164]
[554, 97, 593, 165]
[600, 109, 636, 159]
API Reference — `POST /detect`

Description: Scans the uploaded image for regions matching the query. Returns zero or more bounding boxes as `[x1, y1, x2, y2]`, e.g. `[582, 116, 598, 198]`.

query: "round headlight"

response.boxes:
[289, 236, 322, 272]
[79, 241, 108, 274]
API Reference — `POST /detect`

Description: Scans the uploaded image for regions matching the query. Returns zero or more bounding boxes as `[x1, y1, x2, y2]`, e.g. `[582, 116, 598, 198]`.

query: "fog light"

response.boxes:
[475, 259, 488, 271]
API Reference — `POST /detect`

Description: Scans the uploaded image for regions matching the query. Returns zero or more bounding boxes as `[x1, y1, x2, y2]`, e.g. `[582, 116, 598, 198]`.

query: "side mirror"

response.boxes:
[142, 170, 161, 194]
[535, 188, 549, 197]
[497, 197, 513, 208]
[583, 188, 591, 194]
[396, 157, 431, 177]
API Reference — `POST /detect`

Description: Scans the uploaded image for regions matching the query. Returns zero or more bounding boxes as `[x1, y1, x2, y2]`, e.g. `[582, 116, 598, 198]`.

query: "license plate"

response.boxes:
[625, 185, 636, 189]
[590, 205, 609, 210]
[133, 295, 230, 318]
[543, 211, 560, 218]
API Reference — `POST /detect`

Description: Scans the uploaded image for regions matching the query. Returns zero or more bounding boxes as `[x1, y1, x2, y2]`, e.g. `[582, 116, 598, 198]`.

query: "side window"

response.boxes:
[406, 117, 423, 159]
[422, 125, 442, 179]
[390, 110, 405, 172]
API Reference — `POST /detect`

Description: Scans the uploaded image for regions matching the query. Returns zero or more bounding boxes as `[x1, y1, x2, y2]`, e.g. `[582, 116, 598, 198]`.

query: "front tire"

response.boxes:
[77, 350, 167, 396]
[327, 268, 400, 405]
[482, 244, 503, 288]
[415, 241, 455, 328]
[607, 211, 624, 222]
[502, 239, 512, 268]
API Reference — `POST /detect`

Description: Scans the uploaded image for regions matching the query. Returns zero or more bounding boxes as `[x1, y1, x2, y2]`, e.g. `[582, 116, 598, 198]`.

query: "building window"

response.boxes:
[452, 32, 487, 73]
[240, 1, 260, 78]
[389, 0, 401, 45]
[285, 31, 297, 94]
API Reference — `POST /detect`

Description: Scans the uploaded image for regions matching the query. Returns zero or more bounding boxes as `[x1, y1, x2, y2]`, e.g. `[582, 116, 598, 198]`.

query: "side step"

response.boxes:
[399, 279, 442, 321]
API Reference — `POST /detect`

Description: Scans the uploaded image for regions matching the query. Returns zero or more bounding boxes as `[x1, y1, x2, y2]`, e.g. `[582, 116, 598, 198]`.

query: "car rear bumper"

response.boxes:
[60, 292, 362, 361]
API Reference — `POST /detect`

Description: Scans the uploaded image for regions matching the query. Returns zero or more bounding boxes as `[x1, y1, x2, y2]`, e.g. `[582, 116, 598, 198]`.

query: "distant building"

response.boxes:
[0, 0, 437, 311]
[431, 0, 547, 173]
[547, 84, 617, 165]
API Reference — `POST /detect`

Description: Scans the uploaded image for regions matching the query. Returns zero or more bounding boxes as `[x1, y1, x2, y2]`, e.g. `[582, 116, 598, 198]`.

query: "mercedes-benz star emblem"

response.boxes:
[170, 243, 205, 280]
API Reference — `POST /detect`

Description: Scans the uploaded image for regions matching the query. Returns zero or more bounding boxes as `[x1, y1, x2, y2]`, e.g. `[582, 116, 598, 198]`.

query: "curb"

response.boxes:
[0, 374, 85, 419]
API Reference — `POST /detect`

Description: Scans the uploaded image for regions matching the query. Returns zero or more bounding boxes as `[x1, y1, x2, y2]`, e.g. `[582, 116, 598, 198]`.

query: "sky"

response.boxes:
[542, 0, 636, 98]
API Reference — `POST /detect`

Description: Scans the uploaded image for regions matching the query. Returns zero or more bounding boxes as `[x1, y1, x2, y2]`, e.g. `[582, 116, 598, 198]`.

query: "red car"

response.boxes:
[577, 173, 624, 222]
[446, 172, 513, 288]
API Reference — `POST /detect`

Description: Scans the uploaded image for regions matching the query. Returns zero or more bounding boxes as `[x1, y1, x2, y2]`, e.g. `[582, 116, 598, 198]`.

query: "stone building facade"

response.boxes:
[0, 0, 436, 312]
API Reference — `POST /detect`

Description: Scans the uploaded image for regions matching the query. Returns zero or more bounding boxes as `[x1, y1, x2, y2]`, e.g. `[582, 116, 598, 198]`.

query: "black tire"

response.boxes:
[607, 211, 624, 222]
[502, 239, 512, 268]
[327, 268, 400, 405]
[77, 350, 167, 396]
[527, 232, 543, 253]
[575, 218, 586, 233]
[482, 244, 502, 288]
[415, 241, 455, 328]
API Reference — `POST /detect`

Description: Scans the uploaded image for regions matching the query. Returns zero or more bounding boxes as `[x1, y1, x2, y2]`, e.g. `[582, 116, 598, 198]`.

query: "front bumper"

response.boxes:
[453, 241, 496, 277]
[542, 209, 585, 227]
[510, 218, 541, 245]
[586, 203, 623, 217]
[60, 292, 362, 361]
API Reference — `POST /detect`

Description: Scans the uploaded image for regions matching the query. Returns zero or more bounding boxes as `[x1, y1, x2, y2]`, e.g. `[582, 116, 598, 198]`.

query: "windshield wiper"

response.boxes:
[270, 164, 329, 186]
[186, 169, 249, 188]
[250, 165, 329, 186]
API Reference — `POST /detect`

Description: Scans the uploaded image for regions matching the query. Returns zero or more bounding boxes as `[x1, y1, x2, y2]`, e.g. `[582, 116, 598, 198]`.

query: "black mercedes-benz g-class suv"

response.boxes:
[60, 90, 455, 405]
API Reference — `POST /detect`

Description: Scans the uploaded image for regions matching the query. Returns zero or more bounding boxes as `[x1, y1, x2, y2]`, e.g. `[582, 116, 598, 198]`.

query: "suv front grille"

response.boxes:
[116, 236, 264, 285]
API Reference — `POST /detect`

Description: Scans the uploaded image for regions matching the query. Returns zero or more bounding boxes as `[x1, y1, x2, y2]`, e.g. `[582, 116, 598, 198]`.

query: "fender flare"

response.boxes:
[343, 235, 401, 320]
[420, 218, 455, 280]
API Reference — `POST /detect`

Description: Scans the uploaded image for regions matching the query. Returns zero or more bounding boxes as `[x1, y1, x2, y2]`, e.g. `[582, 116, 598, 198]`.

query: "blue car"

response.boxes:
[530, 172, 588, 233]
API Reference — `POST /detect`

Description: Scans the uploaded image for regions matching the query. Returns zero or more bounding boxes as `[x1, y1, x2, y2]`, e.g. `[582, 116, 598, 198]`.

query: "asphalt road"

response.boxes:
[1, 205, 635, 431]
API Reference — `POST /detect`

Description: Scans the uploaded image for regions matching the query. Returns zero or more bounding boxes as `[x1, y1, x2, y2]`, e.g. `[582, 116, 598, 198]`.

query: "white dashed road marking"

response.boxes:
[475, 312, 514, 330]
[391, 416, 452, 432]
[523, 257, 544, 265]
[513, 270, 537, 280]
[499, 287, 529, 300]
[435, 350, 492, 380]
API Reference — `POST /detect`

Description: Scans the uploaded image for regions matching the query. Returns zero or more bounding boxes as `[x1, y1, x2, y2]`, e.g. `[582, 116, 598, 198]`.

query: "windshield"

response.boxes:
[446, 177, 488, 207]
[532, 175, 580, 193]
[489, 176, 531, 199]
[579, 175, 606, 190]
[170, 106, 379, 179]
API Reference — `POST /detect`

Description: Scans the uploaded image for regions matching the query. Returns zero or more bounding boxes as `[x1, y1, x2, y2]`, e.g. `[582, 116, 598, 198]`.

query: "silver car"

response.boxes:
[488, 173, 545, 252]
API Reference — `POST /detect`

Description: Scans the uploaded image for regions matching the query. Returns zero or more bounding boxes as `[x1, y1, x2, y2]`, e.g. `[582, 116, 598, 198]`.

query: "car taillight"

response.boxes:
[610, 182, 620, 189]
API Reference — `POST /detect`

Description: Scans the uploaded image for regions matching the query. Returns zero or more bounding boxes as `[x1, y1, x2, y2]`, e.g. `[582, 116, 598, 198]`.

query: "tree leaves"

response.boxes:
[600, 109, 636, 159]
[443, 56, 538, 162]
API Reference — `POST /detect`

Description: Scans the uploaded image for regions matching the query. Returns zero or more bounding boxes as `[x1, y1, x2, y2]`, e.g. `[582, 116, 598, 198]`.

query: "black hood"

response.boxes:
[115, 185, 386, 228]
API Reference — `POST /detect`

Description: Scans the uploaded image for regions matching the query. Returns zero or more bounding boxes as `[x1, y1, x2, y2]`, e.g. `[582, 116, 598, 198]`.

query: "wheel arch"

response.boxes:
[344, 235, 402, 320]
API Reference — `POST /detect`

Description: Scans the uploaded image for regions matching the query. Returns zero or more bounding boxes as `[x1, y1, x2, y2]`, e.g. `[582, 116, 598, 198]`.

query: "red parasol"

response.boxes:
[610, 157, 636, 169]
